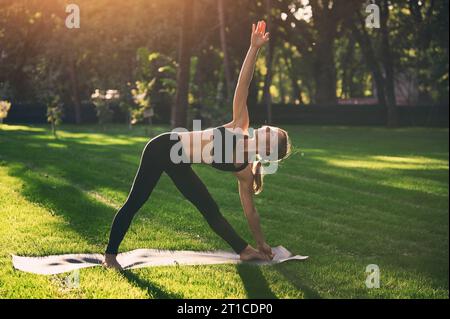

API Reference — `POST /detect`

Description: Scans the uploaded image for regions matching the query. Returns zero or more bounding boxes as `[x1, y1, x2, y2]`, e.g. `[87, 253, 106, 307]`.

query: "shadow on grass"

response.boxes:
[274, 264, 322, 299]
[236, 264, 277, 299]
[121, 270, 183, 299]
[7, 164, 117, 251]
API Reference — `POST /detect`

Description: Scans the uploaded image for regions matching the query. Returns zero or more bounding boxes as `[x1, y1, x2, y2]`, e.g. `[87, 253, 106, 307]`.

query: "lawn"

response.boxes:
[0, 124, 448, 299]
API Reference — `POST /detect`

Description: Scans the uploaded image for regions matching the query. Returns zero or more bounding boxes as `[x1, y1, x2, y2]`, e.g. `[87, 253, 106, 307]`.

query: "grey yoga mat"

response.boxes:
[12, 245, 308, 275]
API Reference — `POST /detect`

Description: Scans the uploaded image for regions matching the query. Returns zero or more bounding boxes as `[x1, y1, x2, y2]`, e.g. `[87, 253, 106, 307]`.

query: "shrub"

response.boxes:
[0, 100, 12, 124]
[46, 96, 63, 138]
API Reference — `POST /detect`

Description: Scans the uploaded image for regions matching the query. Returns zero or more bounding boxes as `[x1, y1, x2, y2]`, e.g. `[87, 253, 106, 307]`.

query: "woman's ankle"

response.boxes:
[104, 253, 118, 259]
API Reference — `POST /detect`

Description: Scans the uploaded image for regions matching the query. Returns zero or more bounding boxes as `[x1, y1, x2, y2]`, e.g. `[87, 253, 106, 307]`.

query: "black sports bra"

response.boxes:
[210, 126, 249, 172]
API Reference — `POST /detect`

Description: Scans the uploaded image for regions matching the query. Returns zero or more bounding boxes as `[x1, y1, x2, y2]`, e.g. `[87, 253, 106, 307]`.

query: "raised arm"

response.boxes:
[230, 20, 270, 130]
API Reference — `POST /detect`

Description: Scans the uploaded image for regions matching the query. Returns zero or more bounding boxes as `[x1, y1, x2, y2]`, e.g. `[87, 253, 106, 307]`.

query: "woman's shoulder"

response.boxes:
[234, 162, 254, 180]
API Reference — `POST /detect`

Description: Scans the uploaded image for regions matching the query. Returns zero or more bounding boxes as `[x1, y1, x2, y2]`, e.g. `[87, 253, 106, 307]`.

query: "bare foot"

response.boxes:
[239, 245, 270, 262]
[102, 253, 123, 271]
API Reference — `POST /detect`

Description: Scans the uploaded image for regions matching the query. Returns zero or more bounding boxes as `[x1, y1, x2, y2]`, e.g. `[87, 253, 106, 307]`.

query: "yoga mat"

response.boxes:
[12, 246, 308, 275]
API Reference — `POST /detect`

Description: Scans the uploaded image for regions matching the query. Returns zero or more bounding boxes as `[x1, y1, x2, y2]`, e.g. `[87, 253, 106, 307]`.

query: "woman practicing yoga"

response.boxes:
[103, 20, 291, 270]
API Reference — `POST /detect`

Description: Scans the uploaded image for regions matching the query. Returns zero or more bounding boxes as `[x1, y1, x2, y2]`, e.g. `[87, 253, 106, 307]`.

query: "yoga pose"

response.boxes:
[103, 20, 291, 270]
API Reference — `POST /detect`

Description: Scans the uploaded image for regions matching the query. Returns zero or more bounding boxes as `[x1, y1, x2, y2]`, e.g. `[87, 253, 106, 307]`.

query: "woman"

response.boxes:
[103, 20, 291, 270]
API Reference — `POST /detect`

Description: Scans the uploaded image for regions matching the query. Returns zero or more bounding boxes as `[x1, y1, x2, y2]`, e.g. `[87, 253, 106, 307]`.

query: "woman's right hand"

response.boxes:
[251, 20, 270, 49]
[257, 242, 274, 260]
[240, 244, 271, 261]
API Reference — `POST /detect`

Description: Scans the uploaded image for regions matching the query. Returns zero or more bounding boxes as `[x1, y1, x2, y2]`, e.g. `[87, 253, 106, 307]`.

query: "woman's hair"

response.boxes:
[252, 126, 292, 195]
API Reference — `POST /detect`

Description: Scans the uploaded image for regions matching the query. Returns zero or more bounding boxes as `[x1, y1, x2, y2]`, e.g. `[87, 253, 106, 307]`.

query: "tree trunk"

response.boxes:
[68, 58, 82, 124]
[314, 37, 337, 105]
[171, 0, 194, 128]
[51, 122, 57, 138]
[380, 0, 397, 127]
[262, 0, 273, 123]
[409, 0, 435, 104]
[217, 0, 233, 103]
[262, 44, 274, 123]
[290, 74, 303, 104]
[283, 50, 303, 104]
[309, 1, 339, 106]
[349, 14, 387, 107]
[341, 37, 355, 99]
[279, 63, 286, 104]
[193, 49, 209, 103]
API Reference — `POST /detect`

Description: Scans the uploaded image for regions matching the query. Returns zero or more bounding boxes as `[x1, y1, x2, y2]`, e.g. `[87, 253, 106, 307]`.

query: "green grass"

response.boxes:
[0, 123, 448, 299]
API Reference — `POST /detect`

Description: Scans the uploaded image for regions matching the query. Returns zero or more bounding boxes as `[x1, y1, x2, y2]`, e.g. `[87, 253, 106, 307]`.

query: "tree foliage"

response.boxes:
[0, 0, 447, 126]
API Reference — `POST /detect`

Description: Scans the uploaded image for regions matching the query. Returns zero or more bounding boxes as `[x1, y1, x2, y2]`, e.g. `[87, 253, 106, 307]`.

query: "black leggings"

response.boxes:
[105, 133, 248, 255]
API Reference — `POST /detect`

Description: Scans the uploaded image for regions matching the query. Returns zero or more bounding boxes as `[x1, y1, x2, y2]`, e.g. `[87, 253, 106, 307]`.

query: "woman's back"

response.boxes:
[177, 126, 248, 171]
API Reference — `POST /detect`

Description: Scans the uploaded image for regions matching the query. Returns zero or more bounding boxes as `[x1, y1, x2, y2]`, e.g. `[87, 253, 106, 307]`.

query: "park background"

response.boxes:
[0, 0, 448, 298]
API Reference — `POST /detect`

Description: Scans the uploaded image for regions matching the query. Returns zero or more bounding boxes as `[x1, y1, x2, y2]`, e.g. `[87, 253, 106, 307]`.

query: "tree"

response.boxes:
[379, 0, 397, 127]
[347, 8, 387, 107]
[274, 0, 353, 105]
[346, 1, 398, 126]
[67, 57, 83, 124]
[91, 89, 120, 130]
[217, 0, 233, 103]
[172, 0, 194, 128]
[262, 0, 274, 123]
[46, 96, 63, 138]
[406, 0, 448, 104]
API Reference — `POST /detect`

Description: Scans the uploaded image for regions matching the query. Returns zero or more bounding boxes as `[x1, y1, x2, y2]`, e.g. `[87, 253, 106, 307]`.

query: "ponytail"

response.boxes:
[252, 161, 264, 195]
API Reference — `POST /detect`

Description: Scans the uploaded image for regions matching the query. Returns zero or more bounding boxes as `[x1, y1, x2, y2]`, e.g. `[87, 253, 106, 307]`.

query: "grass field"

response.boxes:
[0, 124, 448, 299]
